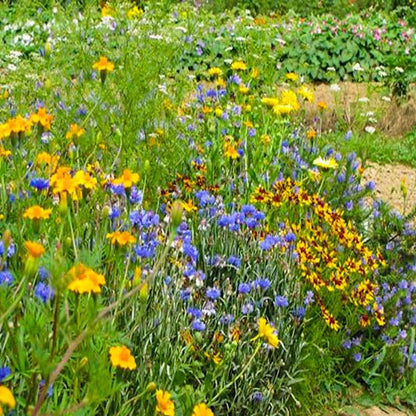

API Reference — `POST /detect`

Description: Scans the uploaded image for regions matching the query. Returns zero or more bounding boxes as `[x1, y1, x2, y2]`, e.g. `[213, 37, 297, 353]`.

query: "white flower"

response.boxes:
[327, 67, 336, 72]
[358, 97, 370, 103]
[7, 64, 17, 71]
[352, 63, 364, 72]
[395, 67, 404, 73]
[365, 126, 376, 134]
[330, 83, 341, 92]
[381, 96, 391, 102]
[175, 26, 187, 33]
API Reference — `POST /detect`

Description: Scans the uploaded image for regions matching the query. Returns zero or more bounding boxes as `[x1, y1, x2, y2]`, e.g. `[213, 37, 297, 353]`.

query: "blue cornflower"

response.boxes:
[227, 256, 241, 268]
[304, 290, 315, 306]
[191, 319, 206, 331]
[206, 287, 221, 300]
[219, 314, 234, 325]
[251, 392, 263, 402]
[353, 353, 362, 362]
[29, 177, 49, 190]
[0, 271, 13, 286]
[284, 232, 296, 243]
[180, 288, 192, 301]
[275, 295, 289, 308]
[238, 282, 251, 294]
[253, 278, 271, 291]
[34, 282, 55, 303]
[129, 186, 143, 204]
[0, 366, 11, 382]
[242, 303, 254, 314]
[187, 307, 202, 319]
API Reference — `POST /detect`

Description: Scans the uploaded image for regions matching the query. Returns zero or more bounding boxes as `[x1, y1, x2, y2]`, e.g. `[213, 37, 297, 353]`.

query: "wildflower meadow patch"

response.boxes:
[0, 1, 415, 415]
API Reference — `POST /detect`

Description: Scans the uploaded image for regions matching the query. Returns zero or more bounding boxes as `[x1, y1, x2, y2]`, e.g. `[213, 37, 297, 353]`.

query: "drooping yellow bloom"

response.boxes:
[313, 156, 338, 170]
[66, 123, 85, 140]
[156, 390, 175, 416]
[252, 317, 280, 348]
[106, 231, 137, 246]
[23, 205, 52, 220]
[67, 263, 106, 294]
[25, 241, 45, 258]
[92, 56, 115, 72]
[109, 346, 137, 370]
[230, 61, 247, 71]
[112, 169, 139, 188]
[192, 403, 214, 416]
[0, 386, 16, 414]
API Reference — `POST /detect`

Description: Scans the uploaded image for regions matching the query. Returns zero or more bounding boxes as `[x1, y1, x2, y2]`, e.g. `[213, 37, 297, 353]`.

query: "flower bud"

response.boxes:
[146, 382, 156, 392]
[170, 200, 183, 232]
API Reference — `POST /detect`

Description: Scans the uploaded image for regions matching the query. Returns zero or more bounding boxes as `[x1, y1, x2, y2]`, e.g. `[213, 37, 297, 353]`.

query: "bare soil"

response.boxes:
[304, 82, 416, 137]
[363, 162, 416, 214]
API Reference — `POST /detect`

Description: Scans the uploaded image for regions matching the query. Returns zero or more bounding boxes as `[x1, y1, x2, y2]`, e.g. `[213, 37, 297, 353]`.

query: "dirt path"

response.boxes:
[363, 162, 416, 214]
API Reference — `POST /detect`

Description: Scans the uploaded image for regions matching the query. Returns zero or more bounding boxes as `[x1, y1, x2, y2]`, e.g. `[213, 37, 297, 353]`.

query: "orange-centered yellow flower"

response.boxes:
[67, 263, 106, 294]
[25, 241, 45, 258]
[109, 346, 137, 370]
[0, 386, 16, 415]
[155, 390, 175, 416]
[106, 231, 137, 246]
[112, 169, 139, 188]
[252, 317, 280, 348]
[192, 403, 214, 416]
[23, 205, 52, 220]
[92, 56, 114, 72]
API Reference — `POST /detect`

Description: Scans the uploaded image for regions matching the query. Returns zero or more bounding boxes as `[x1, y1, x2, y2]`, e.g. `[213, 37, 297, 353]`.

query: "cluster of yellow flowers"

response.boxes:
[0, 107, 53, 140]
[251, 178, 385, 330]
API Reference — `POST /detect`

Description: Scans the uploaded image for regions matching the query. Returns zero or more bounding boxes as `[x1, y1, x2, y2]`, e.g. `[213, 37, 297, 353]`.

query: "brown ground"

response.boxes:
[304, 82, 416, 137]
[363, 162, 416, 214]
[338, 406, 414, 416]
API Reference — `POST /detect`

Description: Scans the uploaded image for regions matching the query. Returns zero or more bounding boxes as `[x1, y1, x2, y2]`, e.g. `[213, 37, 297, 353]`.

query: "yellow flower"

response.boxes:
[192, 403, 214, 416]
[208, 67, 222, 77]
[74, 170, 97, 190]
[101, 4, 114, 17]
[252, 317, 280, 348]
[318, 101, 328, 110]
[112, 169, 139, 188]
[127, 5, 144, 19]
[307, 128, 316, 140]
[25, 241, 45, 258]
[106, 230, 137, 246]
[0, 386, 16, 414]
[313, 156, 338, 170]
[281, 90, 300, 111]
[181, 199, 198, 213]
[286, 72, 298, 81]
[261, 97, 279, 107]
[109, 346, 137, 370]
[92, 56, 115, 72]
[67, 263, 106, 294]
[156, 390, 175, 416]
[0, 148, 11, 158]
[29, 107, 54, 130]
[66, 124, 85, 140]
[297, 85, 314, 103]
[230, 61, 247, 71]
[23, 205, 52, 220]
[251, 67, 259, 78]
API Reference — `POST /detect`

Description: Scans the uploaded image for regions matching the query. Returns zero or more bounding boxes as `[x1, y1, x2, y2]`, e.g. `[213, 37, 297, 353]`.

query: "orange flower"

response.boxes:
[192, 403, 214, 416]
[23, 205, 52, 220]
[106, 231, 137, 246]
[109, 346, 137, 370]
[112, 169, 139, 188]
[29, 107, 54, 130]
[92, 56, 114, 72]
[155, 390, 175, 416]
[67, 263, 106, 294]
[66, 124, 85, 140]
[25, 241, 45, 258]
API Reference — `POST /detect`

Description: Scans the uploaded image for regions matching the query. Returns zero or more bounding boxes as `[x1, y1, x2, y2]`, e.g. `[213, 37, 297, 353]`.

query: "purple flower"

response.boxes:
[187, 307, 202, 319]
[353, 353, 362, 362]
[253, 278, 271, 290]
[0, 271, 13, 286]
